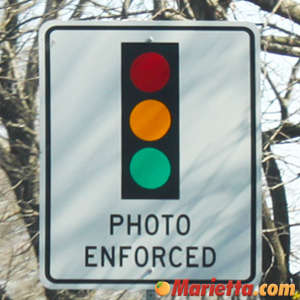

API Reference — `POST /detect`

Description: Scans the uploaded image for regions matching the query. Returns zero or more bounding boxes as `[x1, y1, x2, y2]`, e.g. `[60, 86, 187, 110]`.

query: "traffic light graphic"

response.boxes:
[122, 43, 179, 199]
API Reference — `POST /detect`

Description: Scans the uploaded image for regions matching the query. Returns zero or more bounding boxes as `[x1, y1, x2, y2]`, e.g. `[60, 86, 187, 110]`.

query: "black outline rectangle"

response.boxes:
[43, 25, 258, 285]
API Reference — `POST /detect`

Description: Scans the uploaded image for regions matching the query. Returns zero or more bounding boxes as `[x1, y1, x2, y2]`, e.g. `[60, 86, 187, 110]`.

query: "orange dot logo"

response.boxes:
[155, 280, 170, 296]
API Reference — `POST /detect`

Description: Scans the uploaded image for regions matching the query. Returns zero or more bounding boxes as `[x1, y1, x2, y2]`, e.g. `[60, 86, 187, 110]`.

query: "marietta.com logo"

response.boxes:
[155, 279, 297, 298]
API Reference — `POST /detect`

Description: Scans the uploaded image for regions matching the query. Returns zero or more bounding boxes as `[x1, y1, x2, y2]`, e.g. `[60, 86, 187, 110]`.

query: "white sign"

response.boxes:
[39, 21, 261, 289]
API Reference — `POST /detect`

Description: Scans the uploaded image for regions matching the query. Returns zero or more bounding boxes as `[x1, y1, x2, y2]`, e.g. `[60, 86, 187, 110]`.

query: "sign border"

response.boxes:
[41, 22, 259, 286]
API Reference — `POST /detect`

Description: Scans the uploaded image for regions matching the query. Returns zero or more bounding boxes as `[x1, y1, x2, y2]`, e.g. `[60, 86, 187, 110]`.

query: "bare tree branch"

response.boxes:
[262, 198, 289, 285]
[264, 122, 300, 144]
[263, 135, 291, 280]
[248, 0, 300, 25]
[262, 39, 300, 57]
[70, 0, 89, 19]
[121, 0, 133, 19]
[262, 68, 288, 120]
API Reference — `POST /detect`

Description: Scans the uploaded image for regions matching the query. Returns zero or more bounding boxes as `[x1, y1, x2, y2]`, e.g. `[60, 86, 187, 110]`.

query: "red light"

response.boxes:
[130, 52, 170, 93]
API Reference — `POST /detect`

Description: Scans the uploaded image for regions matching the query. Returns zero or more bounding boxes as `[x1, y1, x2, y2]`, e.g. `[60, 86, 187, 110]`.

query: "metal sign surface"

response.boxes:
[39, 21, 261, 289]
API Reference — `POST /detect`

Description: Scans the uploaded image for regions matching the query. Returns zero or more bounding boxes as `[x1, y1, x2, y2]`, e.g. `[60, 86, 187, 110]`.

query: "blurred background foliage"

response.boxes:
[0, 0, 300, 299]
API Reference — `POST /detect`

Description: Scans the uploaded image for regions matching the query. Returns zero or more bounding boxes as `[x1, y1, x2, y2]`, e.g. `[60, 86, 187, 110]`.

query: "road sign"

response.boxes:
[39, 21, 261, 289]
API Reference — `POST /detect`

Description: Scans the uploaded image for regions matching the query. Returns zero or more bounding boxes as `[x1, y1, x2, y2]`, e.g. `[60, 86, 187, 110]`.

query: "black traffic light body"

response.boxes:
[122, 43, 179, 199]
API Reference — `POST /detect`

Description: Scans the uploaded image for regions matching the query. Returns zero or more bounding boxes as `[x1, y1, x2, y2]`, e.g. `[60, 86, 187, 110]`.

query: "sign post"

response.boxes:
[39, 21, 261, 289]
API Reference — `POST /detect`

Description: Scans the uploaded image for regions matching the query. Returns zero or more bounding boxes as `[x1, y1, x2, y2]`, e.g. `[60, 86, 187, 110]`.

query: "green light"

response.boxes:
[130, 148, 171, 189]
